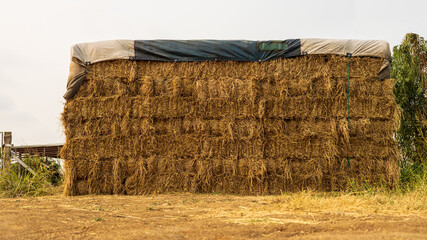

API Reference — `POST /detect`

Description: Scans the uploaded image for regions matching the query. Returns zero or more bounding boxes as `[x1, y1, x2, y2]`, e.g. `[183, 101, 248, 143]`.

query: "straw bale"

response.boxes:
[62, 54, 399, 195]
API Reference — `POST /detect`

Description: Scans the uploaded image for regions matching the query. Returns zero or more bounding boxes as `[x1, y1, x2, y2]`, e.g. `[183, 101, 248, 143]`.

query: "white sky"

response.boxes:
[1, 0, 426, 145]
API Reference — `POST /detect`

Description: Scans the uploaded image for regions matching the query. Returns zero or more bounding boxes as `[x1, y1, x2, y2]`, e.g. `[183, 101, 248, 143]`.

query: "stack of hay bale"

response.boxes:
[61, 39, 399, 195]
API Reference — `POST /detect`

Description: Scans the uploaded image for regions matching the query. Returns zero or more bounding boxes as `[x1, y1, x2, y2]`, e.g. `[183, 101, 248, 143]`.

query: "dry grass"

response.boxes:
[267, 190, 427, 216]
[61, 55, 400, 195]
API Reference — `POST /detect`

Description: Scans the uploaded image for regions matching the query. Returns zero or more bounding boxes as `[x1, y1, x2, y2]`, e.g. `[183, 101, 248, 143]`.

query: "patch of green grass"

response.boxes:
[344, 162, 427, 197]
[147, 206, 161, 211]
[93, 217, 104, 222]
[399, 162, 427, 192]
[251, 218, 264, 223]
[0, 156, 63, 198]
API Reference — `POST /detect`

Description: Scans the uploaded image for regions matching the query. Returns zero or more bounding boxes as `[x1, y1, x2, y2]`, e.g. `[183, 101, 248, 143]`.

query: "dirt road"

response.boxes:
[0, 194, 426, 239]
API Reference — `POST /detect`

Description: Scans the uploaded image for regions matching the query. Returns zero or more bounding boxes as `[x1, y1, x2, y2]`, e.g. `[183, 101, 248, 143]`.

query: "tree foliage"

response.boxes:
[392, 33, 427, 166]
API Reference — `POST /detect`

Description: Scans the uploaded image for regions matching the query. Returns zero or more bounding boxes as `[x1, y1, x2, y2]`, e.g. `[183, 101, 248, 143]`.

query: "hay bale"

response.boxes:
[62, 55, 399, 195]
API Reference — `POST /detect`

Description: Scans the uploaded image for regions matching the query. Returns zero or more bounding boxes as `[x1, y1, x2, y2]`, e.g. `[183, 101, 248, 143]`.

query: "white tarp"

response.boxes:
[71, 39, 134, 64]
[300, 39, 391, 60]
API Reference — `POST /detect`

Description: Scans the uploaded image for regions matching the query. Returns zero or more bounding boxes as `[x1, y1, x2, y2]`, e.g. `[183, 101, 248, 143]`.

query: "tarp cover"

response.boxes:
[64, 39, 391, 100]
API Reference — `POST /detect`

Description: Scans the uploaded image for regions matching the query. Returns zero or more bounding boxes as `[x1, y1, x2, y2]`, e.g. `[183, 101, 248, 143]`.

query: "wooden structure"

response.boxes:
[1, 132, 12, 170]
[12, 144, 63, 158]
[1, 131, 63, 172]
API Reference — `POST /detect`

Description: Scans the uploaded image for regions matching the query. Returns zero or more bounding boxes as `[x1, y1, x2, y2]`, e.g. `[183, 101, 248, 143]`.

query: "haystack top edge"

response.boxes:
[70, 39, 391, 64]
[64, 39, 391, 100]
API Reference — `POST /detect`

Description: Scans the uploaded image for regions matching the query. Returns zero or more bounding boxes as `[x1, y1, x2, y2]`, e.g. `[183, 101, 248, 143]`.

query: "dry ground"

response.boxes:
[0, 193, 426, 239]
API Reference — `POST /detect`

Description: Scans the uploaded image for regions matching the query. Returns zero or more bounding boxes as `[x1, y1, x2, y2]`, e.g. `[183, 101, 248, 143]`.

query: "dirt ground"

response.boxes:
[0, 194, 426, 240]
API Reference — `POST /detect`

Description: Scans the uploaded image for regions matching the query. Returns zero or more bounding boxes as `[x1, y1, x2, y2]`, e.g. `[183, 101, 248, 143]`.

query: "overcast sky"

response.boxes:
[1, 0, 426, 145]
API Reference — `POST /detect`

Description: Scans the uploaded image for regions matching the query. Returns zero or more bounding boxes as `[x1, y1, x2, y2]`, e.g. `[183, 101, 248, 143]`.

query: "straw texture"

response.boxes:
[62, 55, 399, 195]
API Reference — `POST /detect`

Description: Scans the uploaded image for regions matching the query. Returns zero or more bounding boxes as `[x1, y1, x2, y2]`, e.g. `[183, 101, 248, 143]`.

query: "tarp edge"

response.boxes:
[64, 39, 391, 100]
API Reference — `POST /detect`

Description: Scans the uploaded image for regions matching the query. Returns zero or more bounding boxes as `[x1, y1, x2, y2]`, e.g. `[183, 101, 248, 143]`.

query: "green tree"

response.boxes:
[392, 33, 427, 167]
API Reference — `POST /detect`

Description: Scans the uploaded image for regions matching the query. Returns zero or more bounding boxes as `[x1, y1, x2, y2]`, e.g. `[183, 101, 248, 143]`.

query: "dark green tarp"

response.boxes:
[134, 40, 301, 62]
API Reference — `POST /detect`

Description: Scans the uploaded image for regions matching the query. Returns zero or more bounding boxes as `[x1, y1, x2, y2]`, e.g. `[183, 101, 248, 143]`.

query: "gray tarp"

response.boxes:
[64, 39, 392, 100]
